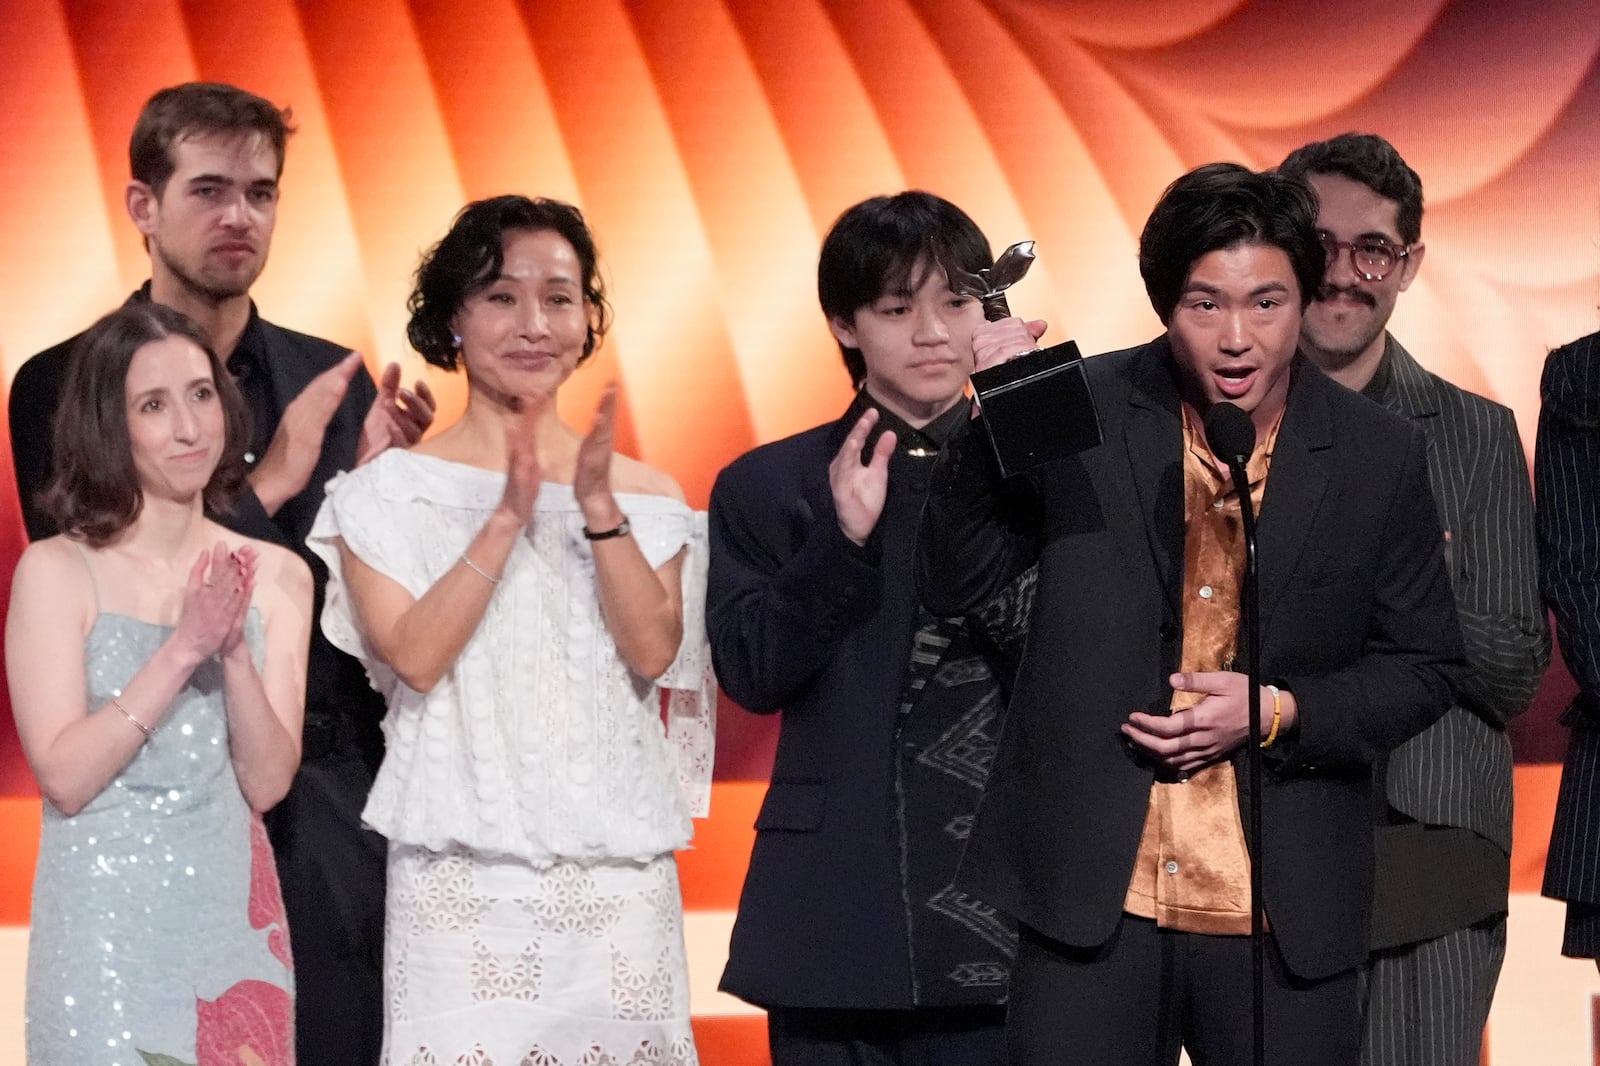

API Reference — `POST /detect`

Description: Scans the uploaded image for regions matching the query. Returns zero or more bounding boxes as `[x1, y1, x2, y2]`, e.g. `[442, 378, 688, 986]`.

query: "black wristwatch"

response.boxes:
[583, 517, 632, 541]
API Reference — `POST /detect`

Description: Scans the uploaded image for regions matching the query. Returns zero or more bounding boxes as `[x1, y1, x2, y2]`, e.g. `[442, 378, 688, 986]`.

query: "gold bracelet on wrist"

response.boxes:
[113, 696, 153, 740]
[1261, 684, 1282, 749]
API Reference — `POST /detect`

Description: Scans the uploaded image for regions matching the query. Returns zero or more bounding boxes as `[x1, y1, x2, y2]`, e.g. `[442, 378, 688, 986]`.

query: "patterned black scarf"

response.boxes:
[895, 563, 1036, 1005]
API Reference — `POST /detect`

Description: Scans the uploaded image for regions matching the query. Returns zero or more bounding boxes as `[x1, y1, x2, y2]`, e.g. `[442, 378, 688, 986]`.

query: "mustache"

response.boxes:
[1318, 284, 1377, 308]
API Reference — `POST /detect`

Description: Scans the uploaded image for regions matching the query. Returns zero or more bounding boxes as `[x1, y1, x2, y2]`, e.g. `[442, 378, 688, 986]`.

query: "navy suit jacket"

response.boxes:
[710, 403, 949, 1009]
[918, 338, 1464, 981]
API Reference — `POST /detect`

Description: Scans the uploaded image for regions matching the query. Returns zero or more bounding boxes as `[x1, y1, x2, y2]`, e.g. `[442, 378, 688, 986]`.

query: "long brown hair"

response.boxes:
[43, 303, 250, 546]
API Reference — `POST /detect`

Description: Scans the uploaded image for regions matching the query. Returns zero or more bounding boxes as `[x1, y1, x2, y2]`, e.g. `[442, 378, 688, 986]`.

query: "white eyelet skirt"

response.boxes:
[381, 842, 699, 1066]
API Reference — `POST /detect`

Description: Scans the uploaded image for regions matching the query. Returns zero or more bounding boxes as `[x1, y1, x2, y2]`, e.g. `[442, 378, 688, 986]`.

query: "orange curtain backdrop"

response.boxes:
[3, 4, 1600, 1061]
[0, 0, 1595, 798]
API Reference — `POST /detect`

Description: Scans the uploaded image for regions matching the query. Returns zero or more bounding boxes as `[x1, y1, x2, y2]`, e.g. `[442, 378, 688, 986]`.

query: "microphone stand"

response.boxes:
[1222, 454, 1266, 1066]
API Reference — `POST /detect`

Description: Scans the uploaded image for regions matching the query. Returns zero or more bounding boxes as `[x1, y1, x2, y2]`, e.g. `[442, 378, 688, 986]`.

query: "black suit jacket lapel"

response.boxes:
[1258, 362, 1333, 629]
[1122, 339, 1185, 618]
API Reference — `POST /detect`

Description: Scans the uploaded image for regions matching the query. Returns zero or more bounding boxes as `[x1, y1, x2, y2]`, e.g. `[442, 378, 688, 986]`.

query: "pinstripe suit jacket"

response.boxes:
[1538, 332, 1600, 906]
[1376, 337, 1548, 854]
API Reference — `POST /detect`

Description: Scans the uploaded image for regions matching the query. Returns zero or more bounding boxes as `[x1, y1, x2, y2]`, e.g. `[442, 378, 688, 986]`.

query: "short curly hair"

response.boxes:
[1278, 132, 1424, 245]
[406, 195, 613, 370]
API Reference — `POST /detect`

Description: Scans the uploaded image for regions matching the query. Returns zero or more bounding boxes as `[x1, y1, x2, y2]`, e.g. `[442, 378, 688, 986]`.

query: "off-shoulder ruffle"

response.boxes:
[307, 449, 714, 863]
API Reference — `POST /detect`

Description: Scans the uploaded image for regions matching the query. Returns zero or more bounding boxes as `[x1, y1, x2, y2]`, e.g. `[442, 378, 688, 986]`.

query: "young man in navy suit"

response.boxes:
[920, 164, 1464, 1065]
[709, 192, 1024, 1064]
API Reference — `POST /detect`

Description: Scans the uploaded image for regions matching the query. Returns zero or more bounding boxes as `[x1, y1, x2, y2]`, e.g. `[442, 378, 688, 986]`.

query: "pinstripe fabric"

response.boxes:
[1537, 333, 1600, 924]
[1378, 337, 1548, 850]
[1360, 919, 1506, 1066]
[1361, 337, 1545, 1066]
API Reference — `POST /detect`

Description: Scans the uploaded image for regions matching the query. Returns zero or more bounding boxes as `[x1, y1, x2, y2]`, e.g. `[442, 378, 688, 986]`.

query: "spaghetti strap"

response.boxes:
[67, 539, 102, 613]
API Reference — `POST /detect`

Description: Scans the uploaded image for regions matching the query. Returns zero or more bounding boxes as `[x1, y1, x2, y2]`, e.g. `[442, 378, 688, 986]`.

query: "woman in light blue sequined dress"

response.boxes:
[6, 305, 310, 1066]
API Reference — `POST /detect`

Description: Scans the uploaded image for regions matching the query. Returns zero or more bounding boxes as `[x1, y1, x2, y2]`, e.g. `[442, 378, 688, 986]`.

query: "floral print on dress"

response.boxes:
[248, 815, 294, 970]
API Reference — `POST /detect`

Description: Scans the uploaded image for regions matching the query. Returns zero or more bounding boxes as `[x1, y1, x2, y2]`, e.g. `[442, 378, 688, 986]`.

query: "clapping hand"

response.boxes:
[498, 390, 551, 527]
[251, 352, 364, 515]
[175, 542, 254, 665]
[358, 362, 437, 465]
[829, 407, 895, 547]
[574, 384, 619, 513]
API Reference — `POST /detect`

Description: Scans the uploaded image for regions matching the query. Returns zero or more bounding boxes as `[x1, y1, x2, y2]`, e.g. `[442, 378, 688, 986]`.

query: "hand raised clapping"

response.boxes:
[829, 407, 896, 547]
[358, 361, 437, 465]
[498, 390, 551, 527]
[575, 384, 619, 513]
[174, 542, 255, 664]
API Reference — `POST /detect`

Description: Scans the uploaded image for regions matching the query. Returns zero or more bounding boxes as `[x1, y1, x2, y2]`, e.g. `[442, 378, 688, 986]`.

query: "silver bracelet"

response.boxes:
[112, 697, 153, 739]
[460, 552, 501, 585]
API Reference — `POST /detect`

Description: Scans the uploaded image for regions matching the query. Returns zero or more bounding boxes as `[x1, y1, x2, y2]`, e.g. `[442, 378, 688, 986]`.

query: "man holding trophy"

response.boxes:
[918, 163, 1463, 1064]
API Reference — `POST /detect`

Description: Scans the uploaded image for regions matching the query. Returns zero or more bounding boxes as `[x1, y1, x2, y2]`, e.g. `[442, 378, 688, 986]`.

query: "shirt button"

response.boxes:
[244, 451, 256, 465]
[1165, 860, 1179, 874]
[1199, 585, 1214, 600]
[1212, 498, 1225, 510]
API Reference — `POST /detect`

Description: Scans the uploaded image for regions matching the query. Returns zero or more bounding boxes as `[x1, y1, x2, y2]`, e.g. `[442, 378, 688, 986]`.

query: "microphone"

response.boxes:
[1203, 400, 1267, 1066]
[1204, 401, 1255, 470]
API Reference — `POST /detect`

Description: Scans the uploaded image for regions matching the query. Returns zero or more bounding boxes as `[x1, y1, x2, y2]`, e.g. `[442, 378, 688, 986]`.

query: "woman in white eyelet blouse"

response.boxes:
[309, 195, 712, 1066]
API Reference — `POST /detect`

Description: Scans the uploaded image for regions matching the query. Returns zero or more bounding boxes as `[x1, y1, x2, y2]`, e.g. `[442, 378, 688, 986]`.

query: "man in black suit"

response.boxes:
[6, 82, 432, 1066]
[709, 192, 1026, 1064]
[1279, 133, 1547, 1066]
[1537, 331, 1600, 968]
[918, 163, 1464, 1065]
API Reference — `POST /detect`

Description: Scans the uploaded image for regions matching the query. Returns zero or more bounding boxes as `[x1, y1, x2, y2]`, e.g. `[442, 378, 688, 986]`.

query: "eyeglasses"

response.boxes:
[1318, 233, 1410, 282]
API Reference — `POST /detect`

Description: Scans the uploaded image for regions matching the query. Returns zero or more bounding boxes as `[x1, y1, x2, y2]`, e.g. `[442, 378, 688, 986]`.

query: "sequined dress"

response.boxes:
[310, 450, 714, 1066]
[25, 610, 295, 1066]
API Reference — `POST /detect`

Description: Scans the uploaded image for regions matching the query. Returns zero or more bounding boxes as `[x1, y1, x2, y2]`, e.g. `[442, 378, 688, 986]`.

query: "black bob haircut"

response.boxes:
[817, 191, 993, 387]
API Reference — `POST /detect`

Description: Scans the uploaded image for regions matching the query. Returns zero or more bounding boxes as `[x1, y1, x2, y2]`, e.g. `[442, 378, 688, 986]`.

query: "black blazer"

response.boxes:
[918, 338, 1464, 982]
[710, 404, 949, 1009]
[1537, 332, 1600, 911]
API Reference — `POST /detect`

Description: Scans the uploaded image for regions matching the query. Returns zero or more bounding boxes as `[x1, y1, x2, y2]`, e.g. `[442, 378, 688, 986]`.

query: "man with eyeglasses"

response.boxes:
[1280, 133, 1548, 1066]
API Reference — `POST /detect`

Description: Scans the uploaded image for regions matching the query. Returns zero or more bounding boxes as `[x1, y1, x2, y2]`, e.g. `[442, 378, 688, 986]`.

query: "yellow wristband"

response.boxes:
[1261, 684, 1282, 749]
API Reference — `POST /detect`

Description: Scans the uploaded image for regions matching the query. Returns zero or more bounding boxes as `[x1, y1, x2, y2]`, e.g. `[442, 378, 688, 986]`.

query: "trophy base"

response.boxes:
[970, 340, 1103, 477]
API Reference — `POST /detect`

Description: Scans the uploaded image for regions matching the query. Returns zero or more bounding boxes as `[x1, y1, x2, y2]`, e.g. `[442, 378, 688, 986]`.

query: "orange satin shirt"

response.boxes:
[1123, 404, 1280, 935]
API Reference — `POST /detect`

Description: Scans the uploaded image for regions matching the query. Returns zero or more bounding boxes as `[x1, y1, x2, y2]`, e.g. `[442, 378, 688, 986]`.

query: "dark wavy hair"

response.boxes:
[130, 82, 295, 197]
[1278, 132, 1424, 245]
[44, 303, 250, 546]
[406, 195, 613, 370]
[1139, 163, 1326, 324]
[818, 191, 994, 387]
